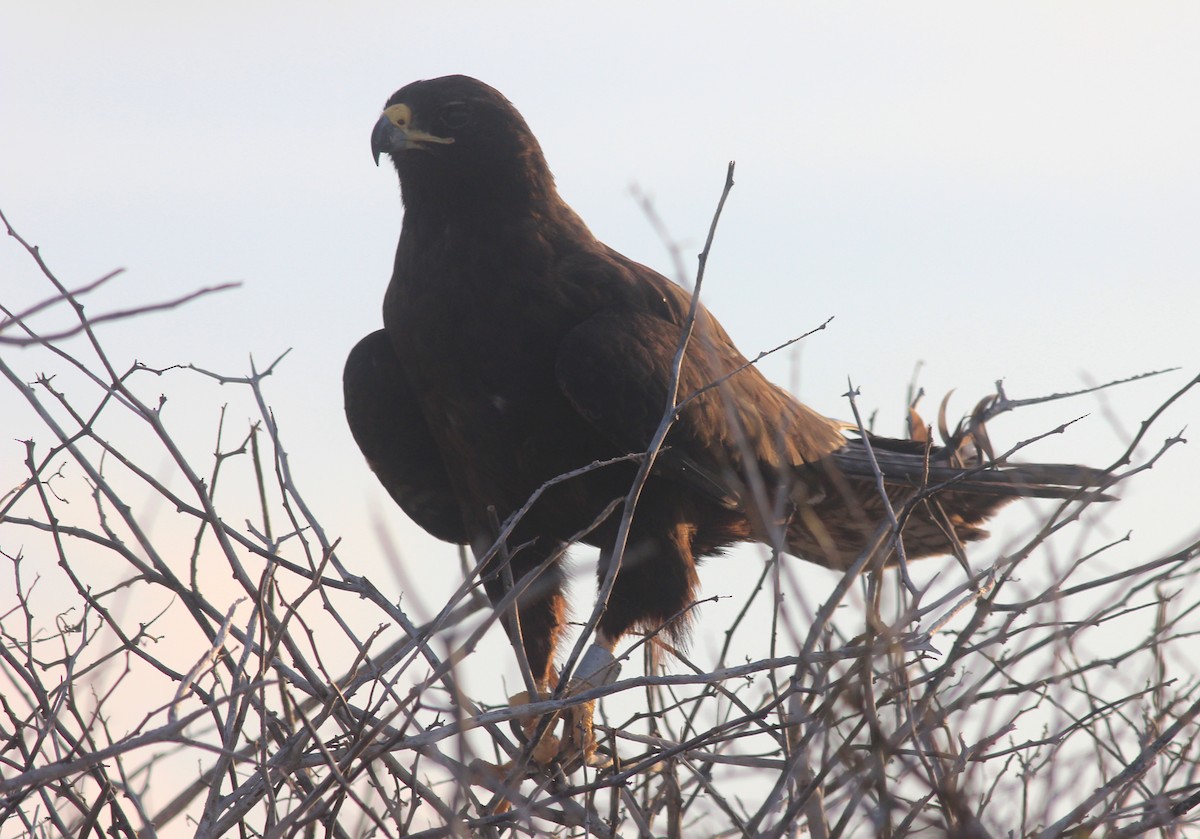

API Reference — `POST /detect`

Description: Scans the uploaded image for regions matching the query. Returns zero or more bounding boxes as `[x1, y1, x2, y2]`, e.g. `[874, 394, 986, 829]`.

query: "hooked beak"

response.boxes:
[371, 103, 454, 165]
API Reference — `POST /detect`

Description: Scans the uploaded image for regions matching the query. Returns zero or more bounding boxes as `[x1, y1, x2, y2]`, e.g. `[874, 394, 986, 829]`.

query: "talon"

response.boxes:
[468, 758, 515, 813]
[500, 644, 622, 772]
[507, 689, 560, 768]
[559, 696, 611, 769]
[556, 643, 622, 769]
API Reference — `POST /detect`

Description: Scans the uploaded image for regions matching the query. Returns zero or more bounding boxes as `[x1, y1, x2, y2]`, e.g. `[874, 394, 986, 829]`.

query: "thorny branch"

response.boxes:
[2, 203, 1199, 839]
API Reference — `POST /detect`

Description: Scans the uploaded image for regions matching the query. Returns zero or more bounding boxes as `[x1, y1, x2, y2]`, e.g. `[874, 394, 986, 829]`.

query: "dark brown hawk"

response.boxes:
[345, 75, 1108, 768]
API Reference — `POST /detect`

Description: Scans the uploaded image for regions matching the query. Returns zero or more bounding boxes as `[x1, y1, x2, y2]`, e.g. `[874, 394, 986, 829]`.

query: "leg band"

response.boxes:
[571, 643, 622, 688]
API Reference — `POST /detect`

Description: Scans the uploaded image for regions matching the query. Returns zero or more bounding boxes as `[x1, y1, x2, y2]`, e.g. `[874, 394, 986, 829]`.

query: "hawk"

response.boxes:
[345, 75, 1107, 768]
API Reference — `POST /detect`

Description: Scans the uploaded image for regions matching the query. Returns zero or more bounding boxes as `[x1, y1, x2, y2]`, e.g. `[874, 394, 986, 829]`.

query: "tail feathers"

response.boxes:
[831, 439, 1115, 501]
[787, 439, 1113, 570]
[781, 393, 1113, 568]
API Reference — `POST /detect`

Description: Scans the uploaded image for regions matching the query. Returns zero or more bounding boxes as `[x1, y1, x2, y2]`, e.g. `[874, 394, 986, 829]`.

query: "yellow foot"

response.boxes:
[505, 689, 562, 768]
[557, 643, 622, 769]
[467, 759, 516, 814]
[466, 687, 569, 812]
[559, 694, 608, 769]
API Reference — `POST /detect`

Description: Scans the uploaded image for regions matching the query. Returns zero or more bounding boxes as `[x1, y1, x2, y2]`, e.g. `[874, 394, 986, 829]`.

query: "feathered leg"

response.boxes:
[560, 505, 700, 767]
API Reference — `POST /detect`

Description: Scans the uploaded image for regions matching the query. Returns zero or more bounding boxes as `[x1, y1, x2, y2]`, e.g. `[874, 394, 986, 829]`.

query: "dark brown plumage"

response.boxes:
[345, 75, 1109, 766]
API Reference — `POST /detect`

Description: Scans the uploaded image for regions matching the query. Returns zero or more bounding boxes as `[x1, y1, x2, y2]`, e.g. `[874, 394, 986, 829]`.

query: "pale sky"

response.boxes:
[3, 2, 1199, 668]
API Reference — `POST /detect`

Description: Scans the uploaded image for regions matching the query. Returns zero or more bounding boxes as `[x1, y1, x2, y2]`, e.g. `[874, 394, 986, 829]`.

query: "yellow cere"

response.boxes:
[382, 103, 455, 146]
[382, 103, 412, 128]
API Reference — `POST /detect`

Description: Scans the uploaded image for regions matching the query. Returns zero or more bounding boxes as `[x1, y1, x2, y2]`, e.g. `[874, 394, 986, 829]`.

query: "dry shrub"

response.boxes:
[3, 206, 1199, 838]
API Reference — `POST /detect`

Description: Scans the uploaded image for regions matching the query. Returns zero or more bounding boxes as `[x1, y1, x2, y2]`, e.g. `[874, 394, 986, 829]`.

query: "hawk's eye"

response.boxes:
[439, 103, 472, 129]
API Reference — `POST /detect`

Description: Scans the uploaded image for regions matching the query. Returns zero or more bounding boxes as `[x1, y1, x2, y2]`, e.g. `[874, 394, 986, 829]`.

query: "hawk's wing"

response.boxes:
[344, 329, 469, 544]
[554, 309, 848, 512]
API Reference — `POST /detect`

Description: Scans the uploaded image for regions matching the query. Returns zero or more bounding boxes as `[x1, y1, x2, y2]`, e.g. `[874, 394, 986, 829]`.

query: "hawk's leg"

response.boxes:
[561, 513, 700, 767]
[481, 537, 568, 767]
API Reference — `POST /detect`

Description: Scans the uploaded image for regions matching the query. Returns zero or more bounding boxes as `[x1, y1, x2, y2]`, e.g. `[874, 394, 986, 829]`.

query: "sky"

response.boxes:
[3, 5, 1200, 833]
[3, 0, 1199, 725]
